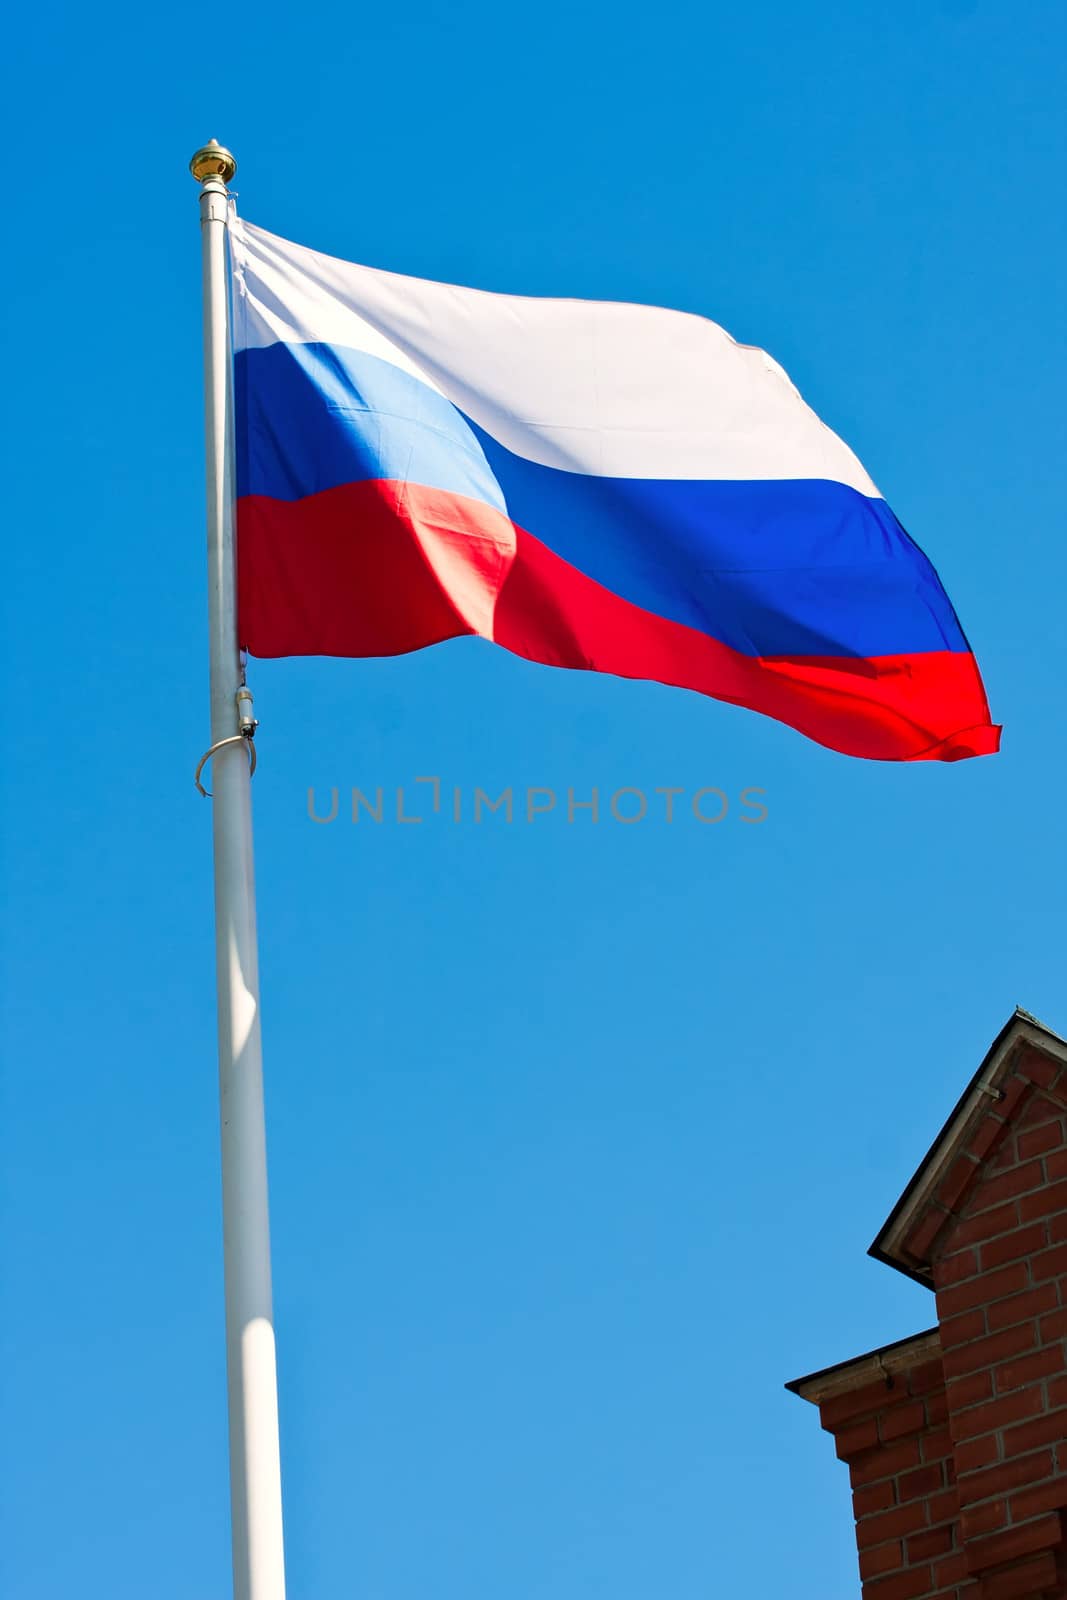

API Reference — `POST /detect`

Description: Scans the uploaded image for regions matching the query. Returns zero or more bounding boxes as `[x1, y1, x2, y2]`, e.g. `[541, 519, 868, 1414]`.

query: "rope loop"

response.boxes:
[194, 732, 257, 798]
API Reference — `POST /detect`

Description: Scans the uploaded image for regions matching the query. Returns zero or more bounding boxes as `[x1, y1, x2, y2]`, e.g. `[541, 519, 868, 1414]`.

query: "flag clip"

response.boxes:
[194, 691, 259, 798]
[236, 686, 258, 737]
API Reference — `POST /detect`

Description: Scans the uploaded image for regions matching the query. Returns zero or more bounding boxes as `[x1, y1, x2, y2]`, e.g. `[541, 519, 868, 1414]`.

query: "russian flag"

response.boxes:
[230, 215, 999, 762]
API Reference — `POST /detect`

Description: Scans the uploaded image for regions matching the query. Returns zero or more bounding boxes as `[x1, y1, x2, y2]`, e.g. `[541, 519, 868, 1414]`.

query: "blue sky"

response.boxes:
[1, 2, 1065, 1595]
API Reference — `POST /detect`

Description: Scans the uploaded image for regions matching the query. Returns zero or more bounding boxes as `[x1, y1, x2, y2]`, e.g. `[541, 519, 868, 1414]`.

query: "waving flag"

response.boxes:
[229, 215, 998, 761]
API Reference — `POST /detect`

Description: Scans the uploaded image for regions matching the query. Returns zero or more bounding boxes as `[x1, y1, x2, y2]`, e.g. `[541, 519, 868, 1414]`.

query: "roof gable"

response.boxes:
[869, 1009, 1067, 1287]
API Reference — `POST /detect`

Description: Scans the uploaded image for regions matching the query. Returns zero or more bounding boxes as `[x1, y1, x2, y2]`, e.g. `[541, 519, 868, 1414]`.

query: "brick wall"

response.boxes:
[792, 1021, 1067, 1600]
[929, 1046, 1067, 1597]
[818, 1351, 963, 1599]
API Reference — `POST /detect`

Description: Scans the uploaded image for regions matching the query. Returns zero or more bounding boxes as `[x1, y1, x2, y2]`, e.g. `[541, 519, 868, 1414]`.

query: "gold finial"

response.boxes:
[189, 138, 237, 185]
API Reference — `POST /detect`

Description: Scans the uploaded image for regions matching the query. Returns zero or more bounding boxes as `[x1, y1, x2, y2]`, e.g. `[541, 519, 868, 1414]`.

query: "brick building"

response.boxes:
[788, 1009, 1067, 1599]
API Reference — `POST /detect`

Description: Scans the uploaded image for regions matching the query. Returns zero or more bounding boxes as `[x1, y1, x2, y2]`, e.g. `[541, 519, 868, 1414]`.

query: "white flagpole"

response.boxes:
[190, 139, 287, 1600]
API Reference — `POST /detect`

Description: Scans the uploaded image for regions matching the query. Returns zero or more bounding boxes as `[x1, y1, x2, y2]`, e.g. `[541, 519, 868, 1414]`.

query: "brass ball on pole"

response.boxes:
[189, 138, 237, 185]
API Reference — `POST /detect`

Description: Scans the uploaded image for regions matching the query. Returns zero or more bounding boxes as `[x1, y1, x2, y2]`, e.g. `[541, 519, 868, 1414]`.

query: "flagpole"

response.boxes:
[190, 139, 287, 1600]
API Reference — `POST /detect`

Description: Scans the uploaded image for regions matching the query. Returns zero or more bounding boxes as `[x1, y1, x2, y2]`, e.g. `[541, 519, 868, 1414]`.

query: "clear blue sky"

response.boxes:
[1, 3, 1064, 1595]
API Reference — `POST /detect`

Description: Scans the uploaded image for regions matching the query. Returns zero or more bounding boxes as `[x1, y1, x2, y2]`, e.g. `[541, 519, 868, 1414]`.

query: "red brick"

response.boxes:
[881, 1401, 927, 1442]
[980, 1222, 1050, 1271]
[1050, 1211, 1067, 1242]
[969, 1114, 1010, 1163]
[859, 1539, 903, 1580]
[849, 1437, 922, 1487]
[994, 1344, 1065, 1393]
[906, 1522, 954, 1562]
[835, 1417, 879, 1460]
[954, 1433, 1001, 1474]
[966, 1510, 1062, 1570]
[1038, 1305, 1067, 1341]
[932, 1551, 969, 1586]
[939, 1307, 988, 1350]
[856, 1500, 929, 1549]
[956, 1448, 1053, 1503]
[854, 1478, 897, 1518]
[947, 1369, 993, 1410]
[942, 1321, 1035, 1380]
[1029, 1241, 1067, 1282]
[1001, 1406, 1067, 1456]
[908, 1359, 945, 1397]
[863, 1566, 934, 1600]
[980, 1551, 1059, 1599]
[960, 1497, 1008, 1539]
[937, 1262, 1029, 1319]
[922, 1425, 954, 1464]
[1046, 1373, 1067, 1409]
[996, 1074, 1033, 1119]
[1019, 1178, 1067, 1222]
[1017, 1121, 1064, 1160]
[927, 1488, 957, 1524]
[938, 1154, 981, 1212]
[1019, 1051, 1061, 1089]
[968, 1159, 1046, 1213]
[986, 1282, 1059, 1332]
[951, 1203, 1022, 1252]
[820, 1376, 910, 1430]
[1046, 1146, 1067, 1180]
[1017, 1068, 1062, 1107]
[949, 1385, 1044, 1441]
[897, 1463, 945, 1502]
[939, 1247, 980, 1287]
[1010, 1475, 1067, 1521]
[925, 1389, 949, 1427]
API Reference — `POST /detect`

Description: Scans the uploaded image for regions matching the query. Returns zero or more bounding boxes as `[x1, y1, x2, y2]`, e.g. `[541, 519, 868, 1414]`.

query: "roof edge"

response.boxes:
[786, 1327, 941, 1405]
[868, 1009, 1067, 1286]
